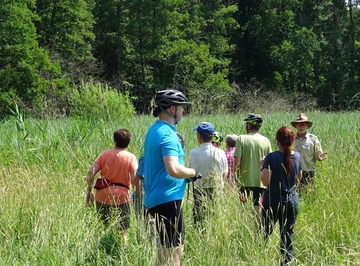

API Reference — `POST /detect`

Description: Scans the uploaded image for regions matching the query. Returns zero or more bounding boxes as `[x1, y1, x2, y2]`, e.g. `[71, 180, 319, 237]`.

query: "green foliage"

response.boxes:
[35, 0, 95, 60]
[69, 80, 135, 121]
[92, 0, 238, 113]
[231, 0, 360, 110]
[1, 0, 360, 116]
[35, 0, 97, 87]
[0, 0, 68, 117]
[271, 27, 321, 95]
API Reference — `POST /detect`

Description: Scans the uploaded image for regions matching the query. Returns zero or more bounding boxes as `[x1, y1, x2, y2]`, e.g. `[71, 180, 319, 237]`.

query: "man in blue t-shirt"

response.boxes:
[143, 89, 201, 266]
[132, 132, 185, 218]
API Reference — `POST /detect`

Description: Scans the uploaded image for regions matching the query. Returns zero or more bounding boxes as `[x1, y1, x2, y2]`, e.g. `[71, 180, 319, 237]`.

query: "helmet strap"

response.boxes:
[160, 105, 180, 124]
[174, 106, 180, 124]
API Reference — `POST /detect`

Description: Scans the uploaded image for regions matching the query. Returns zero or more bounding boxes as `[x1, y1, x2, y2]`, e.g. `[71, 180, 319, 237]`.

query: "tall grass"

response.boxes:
[0, 111, 359, 265]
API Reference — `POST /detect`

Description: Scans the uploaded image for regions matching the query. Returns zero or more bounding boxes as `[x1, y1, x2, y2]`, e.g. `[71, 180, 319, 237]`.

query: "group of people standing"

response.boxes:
[85, 89, 327, 266]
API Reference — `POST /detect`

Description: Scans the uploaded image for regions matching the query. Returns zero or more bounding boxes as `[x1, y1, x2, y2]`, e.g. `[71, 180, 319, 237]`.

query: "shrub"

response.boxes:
[69, 80, 135, 120]
[229, 80, 290, 113]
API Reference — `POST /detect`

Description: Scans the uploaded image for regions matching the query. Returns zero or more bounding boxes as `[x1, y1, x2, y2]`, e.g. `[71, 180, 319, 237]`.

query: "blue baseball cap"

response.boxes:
[193, 122, 215, 138]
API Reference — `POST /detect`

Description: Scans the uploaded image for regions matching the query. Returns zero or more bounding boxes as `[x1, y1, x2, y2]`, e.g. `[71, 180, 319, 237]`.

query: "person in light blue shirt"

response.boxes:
[131, 133, 185, 217]
[144, 122, 186, 208]
[143, 89, 201, 266]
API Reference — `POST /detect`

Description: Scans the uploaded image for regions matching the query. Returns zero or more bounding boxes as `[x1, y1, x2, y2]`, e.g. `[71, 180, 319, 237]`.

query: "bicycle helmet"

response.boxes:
[212, 131, 223, 143]
[155, 89, 191, 108]
[243, 113, 263, 126]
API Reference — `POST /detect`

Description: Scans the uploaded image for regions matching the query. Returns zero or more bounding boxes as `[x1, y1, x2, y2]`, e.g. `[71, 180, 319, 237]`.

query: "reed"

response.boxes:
[0, 111, 359, 265]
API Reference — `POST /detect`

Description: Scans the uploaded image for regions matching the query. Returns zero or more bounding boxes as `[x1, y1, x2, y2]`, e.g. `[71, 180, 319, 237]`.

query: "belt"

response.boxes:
[111, 182, 129, 189]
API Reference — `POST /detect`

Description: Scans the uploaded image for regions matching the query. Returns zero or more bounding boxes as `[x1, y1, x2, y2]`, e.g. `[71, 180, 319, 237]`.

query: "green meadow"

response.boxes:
[0, 112, 359, 265]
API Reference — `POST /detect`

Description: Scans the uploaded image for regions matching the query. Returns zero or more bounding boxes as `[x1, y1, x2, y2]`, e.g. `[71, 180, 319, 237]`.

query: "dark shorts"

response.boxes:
[239, 186, 265, 206]
[300, 171, 315, 185]
[298, 171, 316, 196]
[148, 200, 184, 248]
[96, 201, 131, 230]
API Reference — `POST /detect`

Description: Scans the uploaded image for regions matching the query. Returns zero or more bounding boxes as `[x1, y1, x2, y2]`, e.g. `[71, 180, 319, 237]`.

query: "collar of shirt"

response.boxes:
[155, 120, 176, 131]
[296, 132, 310, 140]
[199, 142, 213, 147]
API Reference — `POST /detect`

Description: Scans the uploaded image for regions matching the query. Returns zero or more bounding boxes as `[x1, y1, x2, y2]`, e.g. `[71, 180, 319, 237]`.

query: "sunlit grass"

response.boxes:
[0, 111, 359, 265]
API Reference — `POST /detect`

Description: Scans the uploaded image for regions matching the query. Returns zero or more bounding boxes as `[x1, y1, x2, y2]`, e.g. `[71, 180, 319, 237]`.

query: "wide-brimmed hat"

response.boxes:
[193, 122, 215, 138]
[291, 113, 313, 128]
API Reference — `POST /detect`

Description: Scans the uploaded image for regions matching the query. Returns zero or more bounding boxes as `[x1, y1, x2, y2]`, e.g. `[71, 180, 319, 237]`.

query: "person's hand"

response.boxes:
[86, 191, 94, 207]
[318, 152, 328, 161]
[186, 172, 202, 182]
[239, 194, 247, 203]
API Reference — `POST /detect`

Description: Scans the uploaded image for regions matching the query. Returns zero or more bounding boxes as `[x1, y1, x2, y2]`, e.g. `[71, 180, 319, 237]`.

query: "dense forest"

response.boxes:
[0, 0, 359, 117]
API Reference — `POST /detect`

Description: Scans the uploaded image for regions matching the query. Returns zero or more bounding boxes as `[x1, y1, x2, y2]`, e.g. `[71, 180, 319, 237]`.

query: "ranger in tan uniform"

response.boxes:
[291, 113, 327, 195]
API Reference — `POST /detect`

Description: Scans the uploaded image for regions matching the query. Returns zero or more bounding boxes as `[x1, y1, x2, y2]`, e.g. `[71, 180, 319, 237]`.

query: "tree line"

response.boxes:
[0, 0, 359, 118]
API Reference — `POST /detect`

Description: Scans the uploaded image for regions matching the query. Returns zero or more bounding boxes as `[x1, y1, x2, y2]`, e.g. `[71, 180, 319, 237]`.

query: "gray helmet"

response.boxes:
[155, 89, 191, 108]
[244, 113, 263, 126]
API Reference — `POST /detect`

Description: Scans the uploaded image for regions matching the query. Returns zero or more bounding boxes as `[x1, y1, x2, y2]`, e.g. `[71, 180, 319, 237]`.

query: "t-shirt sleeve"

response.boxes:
[95, 151, 105, 166]
[261, 153, 272, 171]
[136, 153, 145, 177]
[296, 152, 302, 171]
[160, 132, 179, 157]
[314, 137, 323, 158]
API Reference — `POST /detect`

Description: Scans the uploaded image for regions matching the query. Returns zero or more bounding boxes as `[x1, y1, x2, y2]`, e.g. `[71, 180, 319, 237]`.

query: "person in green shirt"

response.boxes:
[234, 114, 272, 225]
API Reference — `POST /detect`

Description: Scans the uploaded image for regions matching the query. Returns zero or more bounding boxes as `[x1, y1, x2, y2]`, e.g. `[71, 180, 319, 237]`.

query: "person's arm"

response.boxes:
[133, 173, 144, 203]
[129, 171, 136, 187]
[297, 170, 303, 182]
[223, 154, 229, 181]
[86, 162, 100, 206]
[314, 137, 327, 161]
[132, 153, 144, 188]
[138, 176, 144, 205]
[234, 156, 241, 179]
[260, 167, 272, 186]
[163, 155, 196, 178]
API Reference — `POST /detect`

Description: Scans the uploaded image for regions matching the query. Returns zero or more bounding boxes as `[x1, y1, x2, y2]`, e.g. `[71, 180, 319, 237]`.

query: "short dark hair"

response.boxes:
[202, 135, 213, 142]
[114, 129, 131, 148]
[247, 122, 261, 131]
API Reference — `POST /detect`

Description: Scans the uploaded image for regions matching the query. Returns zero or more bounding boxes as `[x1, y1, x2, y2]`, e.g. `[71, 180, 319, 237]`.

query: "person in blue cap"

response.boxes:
[189, 122, 228, 225]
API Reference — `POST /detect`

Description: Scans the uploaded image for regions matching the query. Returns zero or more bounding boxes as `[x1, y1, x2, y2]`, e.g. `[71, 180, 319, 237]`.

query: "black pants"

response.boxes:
[261, 196, 299, 265]
[298, 171, 315, 196]
[193, 187, 214, 224]
[300, 171, 315, 185]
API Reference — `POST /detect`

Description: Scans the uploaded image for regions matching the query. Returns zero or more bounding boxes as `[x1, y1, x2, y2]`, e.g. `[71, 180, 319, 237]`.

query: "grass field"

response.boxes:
[0, 111, 359, 265]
